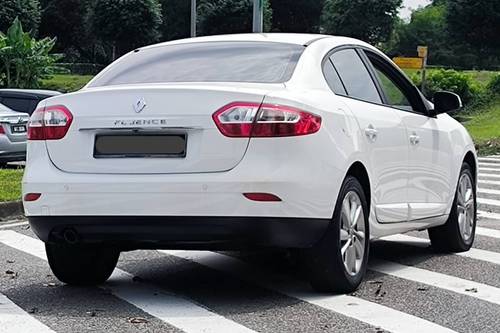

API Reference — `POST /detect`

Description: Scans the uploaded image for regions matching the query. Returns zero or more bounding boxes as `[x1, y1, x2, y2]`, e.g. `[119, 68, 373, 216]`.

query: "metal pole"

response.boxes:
[252, 0, 263, 33]
[190, 0, 197, 37]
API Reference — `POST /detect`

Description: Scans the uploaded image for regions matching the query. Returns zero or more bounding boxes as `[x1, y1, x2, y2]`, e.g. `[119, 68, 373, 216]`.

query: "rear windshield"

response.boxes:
[89, 42, 305, 87]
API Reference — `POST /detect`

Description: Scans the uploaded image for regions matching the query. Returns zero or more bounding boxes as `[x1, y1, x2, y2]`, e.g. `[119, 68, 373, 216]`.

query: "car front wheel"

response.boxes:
[46, 243, 120, 286]
[428, 162, 476, 252]
[301, 175, 370, 293]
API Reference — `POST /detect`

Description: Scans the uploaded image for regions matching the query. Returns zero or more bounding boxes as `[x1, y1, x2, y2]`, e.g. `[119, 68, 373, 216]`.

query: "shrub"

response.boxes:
[487, 74, 500, 95]
[411, 69, 482, 105]
[0, 18, 61, 89]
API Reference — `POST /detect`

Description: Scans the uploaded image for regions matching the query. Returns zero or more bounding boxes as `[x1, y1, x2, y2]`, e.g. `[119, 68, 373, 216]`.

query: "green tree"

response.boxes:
[0, 18, 61, 88]
[447, 0, 500, 68]
[321, 0, 402, 44]
[0, 0, 41, 34]
[198, 0, 272, 36]
[159, 0, 191, 41]
[270, 0, 324, 33]
[89, 0, 162, 60]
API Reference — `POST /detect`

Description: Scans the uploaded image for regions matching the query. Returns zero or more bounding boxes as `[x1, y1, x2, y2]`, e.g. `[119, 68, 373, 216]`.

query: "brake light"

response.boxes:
[0, 126, 4, 134]
[28, 105, 73, 140]
[213, 102, 321, 138]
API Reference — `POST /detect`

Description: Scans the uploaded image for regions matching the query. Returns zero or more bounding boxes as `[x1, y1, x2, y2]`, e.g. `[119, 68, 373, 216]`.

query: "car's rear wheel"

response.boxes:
[46, 243, 119, 285]
[301, 175, 370, 293]
[428, 162, 476, 252]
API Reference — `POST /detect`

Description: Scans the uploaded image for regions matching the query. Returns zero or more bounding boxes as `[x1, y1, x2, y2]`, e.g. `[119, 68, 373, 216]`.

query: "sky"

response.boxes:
[400, 0, 432, 19]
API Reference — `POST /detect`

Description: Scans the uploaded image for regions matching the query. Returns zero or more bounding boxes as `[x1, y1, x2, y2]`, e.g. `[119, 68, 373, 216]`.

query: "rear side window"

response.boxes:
[322, 60, 347, 95]
[90, 42, 305, 87]
[330, 49, 381, 104]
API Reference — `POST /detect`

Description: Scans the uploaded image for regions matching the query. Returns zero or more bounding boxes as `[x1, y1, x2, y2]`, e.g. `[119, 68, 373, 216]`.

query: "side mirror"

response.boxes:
[433, 91, 462, 115]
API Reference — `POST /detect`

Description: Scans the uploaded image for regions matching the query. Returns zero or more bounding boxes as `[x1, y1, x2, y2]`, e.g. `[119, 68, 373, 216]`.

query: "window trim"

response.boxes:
[321, 45, 431, 116]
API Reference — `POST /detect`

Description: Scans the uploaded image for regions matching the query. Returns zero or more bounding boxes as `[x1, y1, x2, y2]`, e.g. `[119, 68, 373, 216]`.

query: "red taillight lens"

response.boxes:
[243, 193, 282, 202]
[24, 193, 41, 202]
[213, 102, 321, 138]
[28, 105, 73, 140]
[0, 126, 5, 134]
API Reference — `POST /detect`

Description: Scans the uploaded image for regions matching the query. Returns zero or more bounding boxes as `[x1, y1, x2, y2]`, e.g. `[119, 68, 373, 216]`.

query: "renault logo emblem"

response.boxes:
[134, 98, 147, 113]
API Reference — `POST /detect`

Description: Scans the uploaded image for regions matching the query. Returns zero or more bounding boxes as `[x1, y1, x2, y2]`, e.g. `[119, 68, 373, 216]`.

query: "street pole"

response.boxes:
[190, 0, 197, 37]
[252, 0, 263, 33]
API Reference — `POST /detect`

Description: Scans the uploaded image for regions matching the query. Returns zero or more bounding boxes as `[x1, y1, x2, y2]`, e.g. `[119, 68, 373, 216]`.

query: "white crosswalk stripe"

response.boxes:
[0, 221, 29, 229]
[478, 188, 500, 196]
[479, 180, 500, 187]
[0, 293, 55, 333]
[381, 234, 500, 266]
[480, 167, 500, 173]
[476, 226, 500, 239]
[159, 250, 456, 333]
[370, 259, 500, 306]
[478, 157, 500, 163]
[0, 230, 257, 333]
[478, 197, 500, 208]
[479, 173, 500, 179]
[478, 210, 500, 221]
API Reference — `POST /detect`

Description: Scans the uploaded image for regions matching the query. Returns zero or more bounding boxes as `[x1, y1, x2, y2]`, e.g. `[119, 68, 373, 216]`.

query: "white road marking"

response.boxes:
[478, 197, 500, 208]
[479, 180, 500, 187]
[478, 163, 500, 168]
[476, 227, 500, 239]
[478, 188, 500, 196]
[0, 231, 256, 333]
[160, 250, 456, 333]
[478, 173, 500, 179]
[479, 168, 500, 173]
[381, 234, 500, 266]
[370, 259, 500, 306]
[478, 210, 500, 221]
[479, 157, 500, 163]
[0, 293, 55, 333]
[0, 221, 29, 229]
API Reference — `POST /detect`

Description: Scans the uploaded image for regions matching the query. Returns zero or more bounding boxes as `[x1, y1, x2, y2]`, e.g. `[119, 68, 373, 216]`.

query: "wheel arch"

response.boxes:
[346, 161, 371, 211]
[463, 151, 477, 185]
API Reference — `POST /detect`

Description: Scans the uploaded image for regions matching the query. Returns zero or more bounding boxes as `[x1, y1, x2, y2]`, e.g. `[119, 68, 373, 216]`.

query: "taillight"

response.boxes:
[0, 126, 4, 134]
[28, 105, 73, 140]
[213, 102, 321, 138]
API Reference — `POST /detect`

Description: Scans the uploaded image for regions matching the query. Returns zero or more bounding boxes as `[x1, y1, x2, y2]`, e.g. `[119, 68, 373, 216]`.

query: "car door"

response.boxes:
[362, 50, 454, 221]
[326, 48, 409, 223]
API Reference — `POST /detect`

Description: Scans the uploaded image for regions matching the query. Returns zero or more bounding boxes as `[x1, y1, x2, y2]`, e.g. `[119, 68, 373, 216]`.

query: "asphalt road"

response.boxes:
[1, 156, 500, 333]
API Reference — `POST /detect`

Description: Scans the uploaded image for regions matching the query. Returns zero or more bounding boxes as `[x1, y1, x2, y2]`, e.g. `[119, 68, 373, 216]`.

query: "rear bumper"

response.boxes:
[28, 216, 330, 250]
[0, 151, 26, 163]
[0, 136, 26, 162]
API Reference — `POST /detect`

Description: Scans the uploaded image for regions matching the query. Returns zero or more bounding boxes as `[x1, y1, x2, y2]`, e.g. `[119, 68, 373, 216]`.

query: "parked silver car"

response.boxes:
[0, 102, 29, 166]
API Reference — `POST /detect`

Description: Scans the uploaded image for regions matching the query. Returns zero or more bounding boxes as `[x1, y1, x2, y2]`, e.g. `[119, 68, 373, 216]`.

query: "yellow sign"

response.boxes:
[417, 46, 428, 58]
[393, 57, 424, 69]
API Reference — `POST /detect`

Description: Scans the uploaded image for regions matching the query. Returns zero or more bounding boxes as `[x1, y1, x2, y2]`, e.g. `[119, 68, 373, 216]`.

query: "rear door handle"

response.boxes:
[409, 133, 420, 145]
[364, 125, 378, 142]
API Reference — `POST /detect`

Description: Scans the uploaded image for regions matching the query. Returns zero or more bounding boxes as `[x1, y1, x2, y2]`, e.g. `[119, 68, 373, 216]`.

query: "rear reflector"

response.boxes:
[28, 105, 73, 140]
[243, 193, 282, 202]
[213, 102, 321, 138]
[24, 193, 41, 202]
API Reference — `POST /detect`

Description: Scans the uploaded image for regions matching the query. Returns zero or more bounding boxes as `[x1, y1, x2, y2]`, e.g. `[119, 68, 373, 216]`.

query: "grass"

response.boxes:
[463, 96, 500, 156]
[41, 74, 94, 93]
[0, 168, 23, 202]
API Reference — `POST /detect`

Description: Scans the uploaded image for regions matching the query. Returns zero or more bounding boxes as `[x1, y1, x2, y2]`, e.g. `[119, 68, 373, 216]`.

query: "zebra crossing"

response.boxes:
[1, 156, 500, 332]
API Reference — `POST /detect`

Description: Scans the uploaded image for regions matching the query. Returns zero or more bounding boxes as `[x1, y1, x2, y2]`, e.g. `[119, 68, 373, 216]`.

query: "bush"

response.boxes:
[487, 74, 500, 95]
[0, 18, 61, 89]
[411, 69, 482, 105]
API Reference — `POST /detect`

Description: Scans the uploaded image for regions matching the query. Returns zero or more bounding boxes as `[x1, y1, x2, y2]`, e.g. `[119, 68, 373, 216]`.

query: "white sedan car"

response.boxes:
[23, 34, 477, 293]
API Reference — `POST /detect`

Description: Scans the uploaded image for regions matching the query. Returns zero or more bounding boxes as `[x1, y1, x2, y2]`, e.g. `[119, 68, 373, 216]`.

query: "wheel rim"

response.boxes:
[340, 191, 366, 276]
[457, 173, 475, 243]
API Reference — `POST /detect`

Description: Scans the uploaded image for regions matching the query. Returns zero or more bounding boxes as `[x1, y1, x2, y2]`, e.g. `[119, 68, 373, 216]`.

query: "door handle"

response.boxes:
[409, 133, 420, 145]
[364, 125, 378, 142]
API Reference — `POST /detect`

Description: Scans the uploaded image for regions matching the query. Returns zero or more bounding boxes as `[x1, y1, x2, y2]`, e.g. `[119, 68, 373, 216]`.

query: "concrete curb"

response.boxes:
[0, 201, 24, 221]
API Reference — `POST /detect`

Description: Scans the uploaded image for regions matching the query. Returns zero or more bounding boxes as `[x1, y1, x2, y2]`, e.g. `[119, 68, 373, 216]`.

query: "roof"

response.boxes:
[142, 33, 333, 51]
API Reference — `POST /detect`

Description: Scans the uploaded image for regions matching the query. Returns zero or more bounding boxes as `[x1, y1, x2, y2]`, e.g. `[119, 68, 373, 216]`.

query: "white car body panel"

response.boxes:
[23, 33, 477, 241]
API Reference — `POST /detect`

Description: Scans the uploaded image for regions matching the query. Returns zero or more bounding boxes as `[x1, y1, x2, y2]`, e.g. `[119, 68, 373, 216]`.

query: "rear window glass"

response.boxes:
[89, 42, 305, 87]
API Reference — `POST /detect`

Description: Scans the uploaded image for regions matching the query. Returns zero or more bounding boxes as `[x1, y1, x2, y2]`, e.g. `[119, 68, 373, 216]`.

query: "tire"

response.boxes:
[46, 243, 120, 286]
[301, 175, 370, 293]
[428, 162, 476, 252]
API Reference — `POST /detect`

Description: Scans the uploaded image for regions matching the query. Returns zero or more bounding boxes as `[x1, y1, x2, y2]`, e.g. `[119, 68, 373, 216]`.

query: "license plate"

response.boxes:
[11, 125, 26, 133]
[94, 134, 187, 158]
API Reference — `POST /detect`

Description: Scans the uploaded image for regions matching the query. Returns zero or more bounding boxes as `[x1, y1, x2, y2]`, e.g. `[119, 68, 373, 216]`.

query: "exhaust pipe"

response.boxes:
[61, 228, 80, 245]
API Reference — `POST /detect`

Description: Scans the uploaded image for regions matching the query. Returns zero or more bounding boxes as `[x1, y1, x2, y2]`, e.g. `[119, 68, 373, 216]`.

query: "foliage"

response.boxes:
[198, 0, 272, 36]
[447, 0, 500, 68]
[0, 0, 41, 34]
[487, 74, 500, 95]
[410, 69, 481, 105]
[40, 74, 93, 93]
[270, 0, 323, 33]
[0, 168, 23, 202]
[89, 0, 162, 60]
[464, 96, 500, 156]
[0, 18, 61, 89]
[159, 0, 191, 41]
[321, 0, 402, 44]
